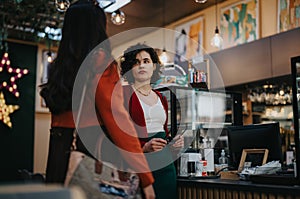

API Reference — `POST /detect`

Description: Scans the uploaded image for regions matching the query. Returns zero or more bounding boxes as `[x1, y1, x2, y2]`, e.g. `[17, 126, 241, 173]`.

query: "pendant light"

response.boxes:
[55, 0, 70, 12]
[159, 0, 169, 65]
[210, 0, 223, 49]
[47, 52, 53, 63]
[159, 49, 169, 65]
[46, 38, 53, 63]
[111, 9, 125, 25]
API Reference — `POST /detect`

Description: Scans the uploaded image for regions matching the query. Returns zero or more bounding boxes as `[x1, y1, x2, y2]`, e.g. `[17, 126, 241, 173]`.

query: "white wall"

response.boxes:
[113, 0, 278, 55]
[34, 112, 51, 174]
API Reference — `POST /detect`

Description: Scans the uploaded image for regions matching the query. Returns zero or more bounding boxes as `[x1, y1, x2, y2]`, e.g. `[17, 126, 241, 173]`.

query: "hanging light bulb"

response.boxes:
[55, 0, 70, 12]
[111, 10, 125, 25]
[159, 48, 169, 65]
[47, 51, 53, 63]
[210, 0, 223, 49]
[159, 0, 169, 66]
[195, 0, 207, 3]
[210, 26, 223, 48]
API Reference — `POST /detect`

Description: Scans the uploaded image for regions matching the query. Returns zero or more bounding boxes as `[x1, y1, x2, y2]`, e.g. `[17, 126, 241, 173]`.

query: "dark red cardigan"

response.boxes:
[123, 85, 170, 147]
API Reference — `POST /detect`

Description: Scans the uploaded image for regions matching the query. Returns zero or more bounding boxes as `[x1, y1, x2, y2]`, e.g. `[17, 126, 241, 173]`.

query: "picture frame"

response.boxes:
[35, 46, 57, 113]
[174, 16, 204, 65]
[238, 149, 269, 172]
[278, 0, 300, 33]
[220, 0, 260, 49]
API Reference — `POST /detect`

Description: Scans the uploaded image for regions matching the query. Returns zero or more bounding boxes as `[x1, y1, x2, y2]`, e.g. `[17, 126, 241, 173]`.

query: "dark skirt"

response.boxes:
[45, 127, 73, 183]
[142, 132, 178, 199]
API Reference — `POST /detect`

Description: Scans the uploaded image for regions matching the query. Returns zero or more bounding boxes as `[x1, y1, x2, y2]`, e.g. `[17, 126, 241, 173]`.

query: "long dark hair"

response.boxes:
[120, 43, 161, 84]
[40, 0, 111, 114]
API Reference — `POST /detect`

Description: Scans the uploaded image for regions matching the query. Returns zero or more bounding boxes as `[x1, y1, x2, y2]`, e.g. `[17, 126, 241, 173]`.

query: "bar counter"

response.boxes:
[177, 177, 300, 199]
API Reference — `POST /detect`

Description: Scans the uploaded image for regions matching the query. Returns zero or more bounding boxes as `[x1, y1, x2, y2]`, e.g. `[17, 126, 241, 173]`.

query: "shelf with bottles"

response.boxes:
[190, 82, 208, 90]
[257, 104, 293, 119]
[261, 117, 292, 121]
[187, 58, 210, 90]
[154, 57, 210, 90]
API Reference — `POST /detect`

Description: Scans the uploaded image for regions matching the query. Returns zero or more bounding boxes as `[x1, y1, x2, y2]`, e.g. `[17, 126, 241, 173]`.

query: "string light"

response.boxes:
[0, 92, 19, 128]
[0, 52, 29, 98]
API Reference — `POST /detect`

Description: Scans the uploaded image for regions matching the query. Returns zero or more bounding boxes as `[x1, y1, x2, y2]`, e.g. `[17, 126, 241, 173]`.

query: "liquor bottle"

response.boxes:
[218, 149, 228, 165]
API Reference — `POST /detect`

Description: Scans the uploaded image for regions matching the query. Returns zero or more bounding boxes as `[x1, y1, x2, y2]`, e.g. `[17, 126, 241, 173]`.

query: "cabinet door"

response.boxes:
[272, 28, 300, 77]
[209, 37, 272, 87]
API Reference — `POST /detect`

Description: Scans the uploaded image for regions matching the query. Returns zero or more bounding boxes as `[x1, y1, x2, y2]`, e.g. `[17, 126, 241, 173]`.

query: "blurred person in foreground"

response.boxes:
[40, 1, 155, 198]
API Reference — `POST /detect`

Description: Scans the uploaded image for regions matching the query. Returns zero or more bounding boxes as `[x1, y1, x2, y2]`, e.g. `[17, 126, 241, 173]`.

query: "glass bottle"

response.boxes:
[218, 149, 228, 165]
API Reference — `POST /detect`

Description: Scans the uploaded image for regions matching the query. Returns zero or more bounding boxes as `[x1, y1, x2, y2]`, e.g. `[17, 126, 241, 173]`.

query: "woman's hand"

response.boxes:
[143, 184, 156, 199]
[143, 138, 167, 152]
[170, 134, 184, 149]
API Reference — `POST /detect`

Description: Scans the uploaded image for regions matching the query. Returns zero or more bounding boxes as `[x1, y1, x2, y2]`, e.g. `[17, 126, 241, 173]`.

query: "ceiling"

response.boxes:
[0, 0, 226, 48]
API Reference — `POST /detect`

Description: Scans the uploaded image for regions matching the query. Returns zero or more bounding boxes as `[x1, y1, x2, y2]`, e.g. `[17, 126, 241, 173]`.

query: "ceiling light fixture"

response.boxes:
[55, 0, 70, 12]
[98, 0, 131, 13]
[210, 0, 223, 49]
[195, 0, 207, 3]
[111, 9, 125, 25]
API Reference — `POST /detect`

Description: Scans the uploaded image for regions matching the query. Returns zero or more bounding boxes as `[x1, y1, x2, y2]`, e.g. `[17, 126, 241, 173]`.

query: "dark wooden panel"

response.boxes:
[271, 28, 300, 77]
[178, 179, 300, 199]
[209, 37, 272, 88]
[0, 42, 37, 182]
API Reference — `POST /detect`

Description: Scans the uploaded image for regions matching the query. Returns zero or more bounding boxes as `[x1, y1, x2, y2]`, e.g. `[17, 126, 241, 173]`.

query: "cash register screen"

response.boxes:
[227, 122, 283, 170]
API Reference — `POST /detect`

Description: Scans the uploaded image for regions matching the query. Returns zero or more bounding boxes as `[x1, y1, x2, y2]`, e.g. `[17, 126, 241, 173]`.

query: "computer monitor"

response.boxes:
[227, 122, 283, 170]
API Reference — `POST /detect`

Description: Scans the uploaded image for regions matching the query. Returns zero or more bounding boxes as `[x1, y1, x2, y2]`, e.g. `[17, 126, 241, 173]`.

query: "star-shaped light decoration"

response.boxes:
[0, 52, 29, 97]
[0, 92, 19, 128]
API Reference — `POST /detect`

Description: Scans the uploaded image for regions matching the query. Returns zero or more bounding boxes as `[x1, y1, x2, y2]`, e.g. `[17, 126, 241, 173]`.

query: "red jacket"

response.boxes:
[51, 51, 154, 188]
[122, 85, 170, 147]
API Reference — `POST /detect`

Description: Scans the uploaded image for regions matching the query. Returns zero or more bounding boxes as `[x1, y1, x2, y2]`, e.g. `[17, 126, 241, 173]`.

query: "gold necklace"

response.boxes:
[133, 85, 152, 96]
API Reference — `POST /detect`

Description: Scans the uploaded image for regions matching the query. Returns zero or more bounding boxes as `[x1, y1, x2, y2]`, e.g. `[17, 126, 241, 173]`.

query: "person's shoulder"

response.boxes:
[122, 84, 131, 89]
[122, 84, 134, 104]
[101, 59, 118, 75]
[122, 84, 133, 95]
[106, 59, 118, 69]
[153, 89, 163, 98]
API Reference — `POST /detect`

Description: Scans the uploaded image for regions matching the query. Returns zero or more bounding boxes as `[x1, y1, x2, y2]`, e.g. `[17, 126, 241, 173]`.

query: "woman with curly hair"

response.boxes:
[121, 43, 184, 199]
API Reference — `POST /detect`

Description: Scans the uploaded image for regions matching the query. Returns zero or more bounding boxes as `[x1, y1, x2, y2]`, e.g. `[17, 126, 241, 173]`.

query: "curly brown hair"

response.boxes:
[120, 43, 161, 84]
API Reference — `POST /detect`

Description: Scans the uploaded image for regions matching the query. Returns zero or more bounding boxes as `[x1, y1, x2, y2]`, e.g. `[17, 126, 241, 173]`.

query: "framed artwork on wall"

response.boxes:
[220, 0, 260, 49]
[278, 0, 300, 33]
[35, 46, 57, 113]
[174, 16, 204, 66]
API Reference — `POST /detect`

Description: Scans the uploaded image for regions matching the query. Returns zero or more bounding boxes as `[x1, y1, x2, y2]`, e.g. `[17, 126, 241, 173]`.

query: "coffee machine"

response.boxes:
[179, 152, 202, 177]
